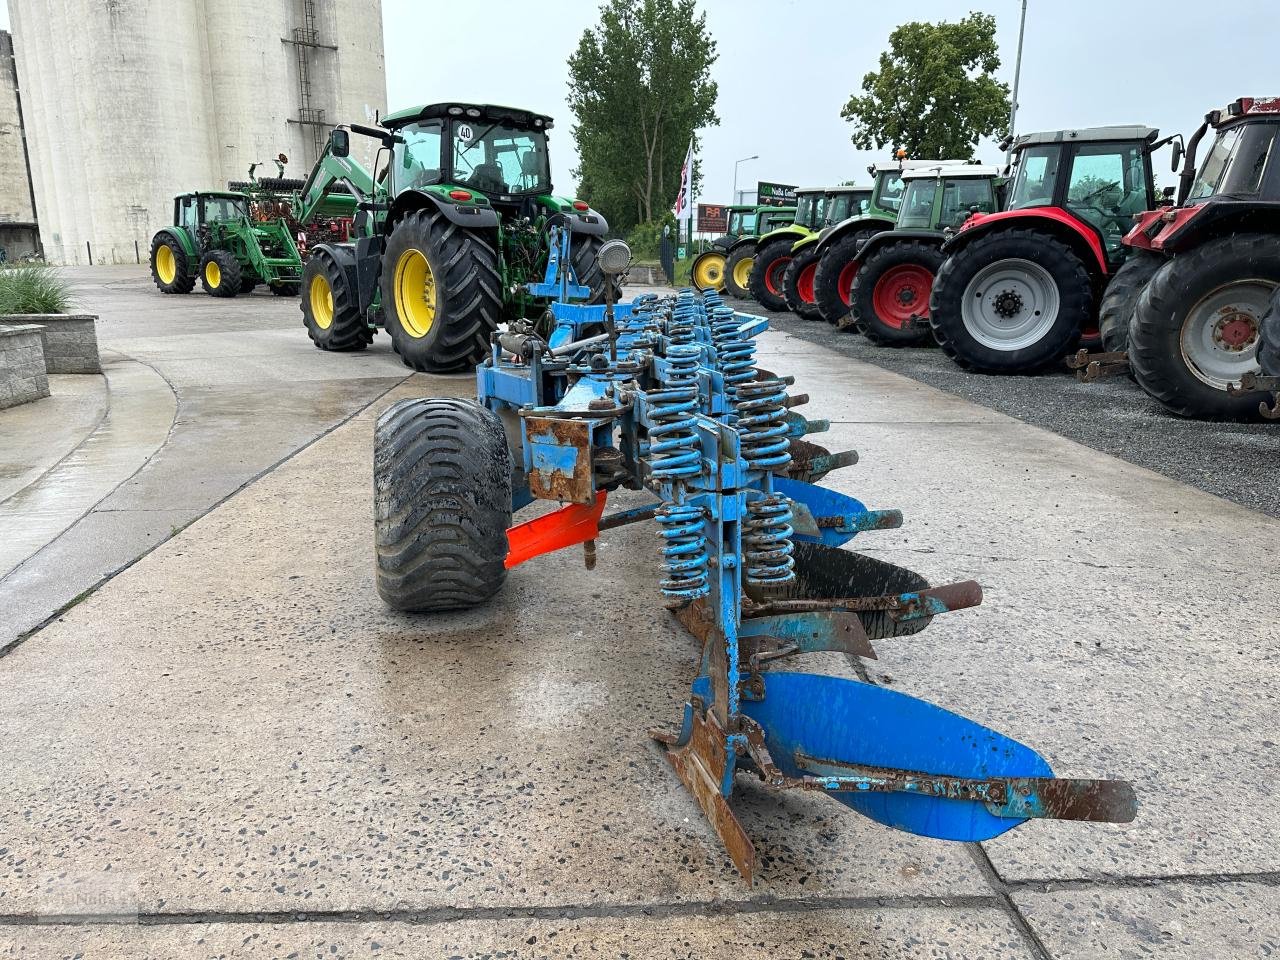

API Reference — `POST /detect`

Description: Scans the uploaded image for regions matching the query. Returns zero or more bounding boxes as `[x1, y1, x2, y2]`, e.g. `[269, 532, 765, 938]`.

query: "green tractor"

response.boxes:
[297, 103, 615, 372]
[149, 190, 304, 298]
[722, 204, 797, 299]
[689, 204, 758, 291]
[779, 186, 873, 319]
[843, 163, 1002, 344]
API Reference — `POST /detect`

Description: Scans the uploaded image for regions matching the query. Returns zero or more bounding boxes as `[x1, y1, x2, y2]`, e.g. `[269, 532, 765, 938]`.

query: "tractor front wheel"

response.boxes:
[782, 247, 824, 320]
[747, 238, 794, 311]
[374, 397, 512, 611]
[691, 250, 726, 291]
[381, 209, 501, 373]
[149, 233, 195, 294]
[200, 250, 242, 298]
[929, 230, 1092, 373]
[1260, 285, 1280, 379]
[813, 230, 877, 326]
[850, 241, 943, 346]
[1098, 251, 1163, 354]
[301, 246, 371, 352]
[723, 245, 755, 299]
[1128, 234, 1278, 420]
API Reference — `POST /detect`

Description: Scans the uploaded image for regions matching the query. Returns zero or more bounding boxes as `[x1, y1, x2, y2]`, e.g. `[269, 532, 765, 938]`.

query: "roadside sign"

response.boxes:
[696, 203, 729, 234]
[757, 181, 797, 206]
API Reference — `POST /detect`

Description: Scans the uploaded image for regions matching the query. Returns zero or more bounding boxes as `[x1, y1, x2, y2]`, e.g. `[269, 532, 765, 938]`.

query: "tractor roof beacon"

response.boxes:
[928, 125, 1163, 373]
[1123, 97, 1280, 420]
[840, 164, 1002, 345]
[297, 102, 616, 372]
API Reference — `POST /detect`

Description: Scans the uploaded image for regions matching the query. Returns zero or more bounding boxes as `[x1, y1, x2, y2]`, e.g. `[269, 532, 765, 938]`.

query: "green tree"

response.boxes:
[568, 0, 719, 234]
[841, 13, 1011, 161]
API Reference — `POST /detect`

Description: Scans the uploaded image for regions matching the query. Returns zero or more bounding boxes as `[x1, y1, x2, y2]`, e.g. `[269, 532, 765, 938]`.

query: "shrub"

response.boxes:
[0, 263, 72, 315]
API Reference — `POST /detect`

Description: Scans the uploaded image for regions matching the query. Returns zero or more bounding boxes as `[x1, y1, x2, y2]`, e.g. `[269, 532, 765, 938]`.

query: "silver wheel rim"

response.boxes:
[1178, 279, 1273, 388]
[961, 258, 1060, 351]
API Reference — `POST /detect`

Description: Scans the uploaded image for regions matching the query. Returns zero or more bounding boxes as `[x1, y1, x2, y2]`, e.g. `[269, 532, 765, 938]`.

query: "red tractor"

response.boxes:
[929, 126, 1164, 373]
[1124, 97, 1280, 419]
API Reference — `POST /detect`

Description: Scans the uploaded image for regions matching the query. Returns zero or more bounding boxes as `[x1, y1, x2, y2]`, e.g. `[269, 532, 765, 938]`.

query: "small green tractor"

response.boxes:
[150, 190, 304, 298]
[842, 163, 1001, 344]
[297, 102, 615, 372]
[689, 204, 758, 291]
[722, 205, 797, 299]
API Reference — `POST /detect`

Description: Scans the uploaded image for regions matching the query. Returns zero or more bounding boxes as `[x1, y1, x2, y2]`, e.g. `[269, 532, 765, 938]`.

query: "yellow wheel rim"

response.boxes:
[155, 244, 177, 284]
[205, 259, 221, 289]
[693, 253, 725, 290]
[733, 256, 754, 289]
[393, 247, 436, 338]
[310, 273, 335, 330]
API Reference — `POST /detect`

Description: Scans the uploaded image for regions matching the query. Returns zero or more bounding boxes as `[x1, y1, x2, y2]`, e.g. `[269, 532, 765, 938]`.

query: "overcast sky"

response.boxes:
[5, 1, 1277, 199]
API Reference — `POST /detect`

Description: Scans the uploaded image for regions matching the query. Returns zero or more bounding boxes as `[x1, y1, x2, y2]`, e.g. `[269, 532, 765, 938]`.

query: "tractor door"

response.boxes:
[870, 170, 906, 218]
[938, 178, 998, 229]
[178, 196, 201, 255]
[1061, 142, 1152, 265]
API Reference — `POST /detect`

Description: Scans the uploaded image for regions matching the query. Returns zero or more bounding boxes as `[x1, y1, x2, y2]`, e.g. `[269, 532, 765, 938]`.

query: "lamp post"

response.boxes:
[1005, 0, 1028, 165]
[733, 155, 759, 205]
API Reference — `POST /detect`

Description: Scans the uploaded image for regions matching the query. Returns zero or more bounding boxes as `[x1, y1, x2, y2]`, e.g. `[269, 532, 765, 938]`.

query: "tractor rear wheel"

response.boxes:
[301, 246, 371, 352]
[724, 245, 755, 299]
[929, 230, 1092, 373]
[1128, 234, 1278, 420]
[381, 209, 501, 373]
[1098, 251, 1163, 354]
[782, 247, 824, 320]
[1260, 285, 1280, 378]
[271, 282, 301, 297]
[570, 234, 623, 304]
[149, 233, 194, 294]
[374, 397, 512, 611]
[748, 237, 794, 311]
[691, 251, 726, 291]
[850, 241, 943, 346]
[200, 250, 241, 298]
[813, 230, 878, 326]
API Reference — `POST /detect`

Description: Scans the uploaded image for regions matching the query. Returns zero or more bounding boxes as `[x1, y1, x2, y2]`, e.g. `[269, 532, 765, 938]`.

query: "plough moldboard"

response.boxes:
[473, 267, 1137, 884]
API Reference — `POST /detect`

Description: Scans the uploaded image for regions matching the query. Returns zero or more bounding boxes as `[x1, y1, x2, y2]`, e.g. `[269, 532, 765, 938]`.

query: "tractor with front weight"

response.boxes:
[372, 242, 1138, 883]
[841, 163, 1002, 344]
[149, 190, 304, 298]
[928, 125, 1167, 373]
[298, 103, 615, 372]
[722, 204, 797, 300]
[690, 204, 759, 292]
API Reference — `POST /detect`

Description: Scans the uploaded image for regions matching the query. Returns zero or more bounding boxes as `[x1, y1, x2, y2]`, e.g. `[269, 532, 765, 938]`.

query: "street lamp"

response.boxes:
[733, 155, 759, 205]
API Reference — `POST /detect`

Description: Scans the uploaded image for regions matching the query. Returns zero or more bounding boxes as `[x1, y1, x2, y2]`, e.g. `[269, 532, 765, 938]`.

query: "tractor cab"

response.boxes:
[789, 189, 828, 231]
[175, 192, 249, 231]
[823, 186, 873, 226]
[895, 165, 1002, 232]
[725, 205, 758, 239]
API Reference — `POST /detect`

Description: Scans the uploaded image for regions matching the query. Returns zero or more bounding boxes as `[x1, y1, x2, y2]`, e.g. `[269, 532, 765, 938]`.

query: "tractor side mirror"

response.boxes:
[330, 129, 350, 158]
[1170, 139, 1184, 173]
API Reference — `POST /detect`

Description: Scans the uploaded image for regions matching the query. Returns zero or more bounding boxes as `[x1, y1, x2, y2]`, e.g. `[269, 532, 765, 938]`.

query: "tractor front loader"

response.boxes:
[371, 243, 1139, 884]
[297, 103, 616, 373]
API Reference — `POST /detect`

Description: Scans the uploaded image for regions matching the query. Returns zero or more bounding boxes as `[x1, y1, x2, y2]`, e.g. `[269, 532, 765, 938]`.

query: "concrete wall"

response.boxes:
[7, 0, 386, 266]
[0, 30, 38, 260]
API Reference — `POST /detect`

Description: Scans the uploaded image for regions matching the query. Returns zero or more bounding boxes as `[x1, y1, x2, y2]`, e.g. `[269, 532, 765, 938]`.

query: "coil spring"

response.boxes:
[647, 343, 701, 481]
[735, 377, 792, 470]
[711, 306, 756, 397]
[668, 299, 699, 346]
[744, 495, 796, 587]
[656, 501, 710, 605]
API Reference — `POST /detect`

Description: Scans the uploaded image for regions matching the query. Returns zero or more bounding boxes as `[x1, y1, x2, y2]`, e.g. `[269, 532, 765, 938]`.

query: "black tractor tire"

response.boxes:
[374, 397, 512, 612]
[301, 246, 371, 352]
[256, 177, 307, 192]
[271, 282, 301, 297]
[149, 233, 195, 294]
[1128, 234, 1279, 420]
[380, 209, 501, 373]
[570, 234, 623, 304]
[1260, 285, 1280, 378]
[748, 237, 795, 311]
[723, 245, 755, 299]
[690, 250, 726, 292]
[813, 229, 879, 326]
[239, 276, 258, 295]
[850, 240, 944, 346]
[782, 246, 824, 320]
[200, 250, 242, 298]
[1098, 251, 1163, 354]
[929, 230, 1093, 373]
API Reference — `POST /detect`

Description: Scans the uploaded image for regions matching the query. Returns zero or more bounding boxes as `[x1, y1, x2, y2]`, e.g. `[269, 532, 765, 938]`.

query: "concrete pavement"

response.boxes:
[2, 297, 1277, 957]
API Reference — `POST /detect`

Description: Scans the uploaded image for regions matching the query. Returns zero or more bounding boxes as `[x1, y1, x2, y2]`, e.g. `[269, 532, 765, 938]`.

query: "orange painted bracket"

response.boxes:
[505, 491, 607, 569]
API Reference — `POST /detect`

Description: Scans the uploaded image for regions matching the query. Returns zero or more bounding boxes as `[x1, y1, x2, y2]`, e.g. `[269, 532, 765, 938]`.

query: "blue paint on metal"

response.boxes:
[772, 475, 875, 547]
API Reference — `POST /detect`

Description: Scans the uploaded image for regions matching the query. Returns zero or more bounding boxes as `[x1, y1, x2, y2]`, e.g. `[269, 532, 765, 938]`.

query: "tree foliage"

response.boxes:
[568, 0, 719, 234]
[841, 13, 1011, 161]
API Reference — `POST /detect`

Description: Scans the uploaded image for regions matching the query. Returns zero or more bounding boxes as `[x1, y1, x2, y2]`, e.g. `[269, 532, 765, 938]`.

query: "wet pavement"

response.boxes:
[1, 275, 1278, 957]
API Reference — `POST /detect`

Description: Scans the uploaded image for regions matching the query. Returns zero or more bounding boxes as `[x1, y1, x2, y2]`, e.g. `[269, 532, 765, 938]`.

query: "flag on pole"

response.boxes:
[673, 138, 694, 220]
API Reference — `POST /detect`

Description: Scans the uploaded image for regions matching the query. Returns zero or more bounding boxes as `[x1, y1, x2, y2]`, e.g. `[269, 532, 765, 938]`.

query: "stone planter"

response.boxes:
[0, 313, 101, 374]
[0, 324, 51, 409]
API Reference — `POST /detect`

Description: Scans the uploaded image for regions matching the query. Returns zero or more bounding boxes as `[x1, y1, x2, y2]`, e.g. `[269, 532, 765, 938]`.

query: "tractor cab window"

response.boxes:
[391, 120, 443, 193]
[873, 172, 906, 212]
[1065, 142, 1147, 253]
[1189, 122, 1280, 201]
[1008, 145, 1060, 209]
[896, 179, 939, 229]
[177, 197, 198, 231]
[793, 194, 818, 228]
[826, 193, 863, 223]
[939, 178, 996, 228]
[201, 196, 247, 223]
[451, 120, 550, 197]
[728, 210, 756, 235]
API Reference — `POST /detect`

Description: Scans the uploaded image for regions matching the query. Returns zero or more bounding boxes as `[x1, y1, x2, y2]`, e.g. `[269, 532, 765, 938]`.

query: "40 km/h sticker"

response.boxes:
[456, 124, 474, 143]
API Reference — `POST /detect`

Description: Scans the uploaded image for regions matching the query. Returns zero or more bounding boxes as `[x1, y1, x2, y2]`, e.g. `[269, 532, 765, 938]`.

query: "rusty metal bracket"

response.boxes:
[1230, 372, 1280, 419]
[1068, 349, 1129, 382]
